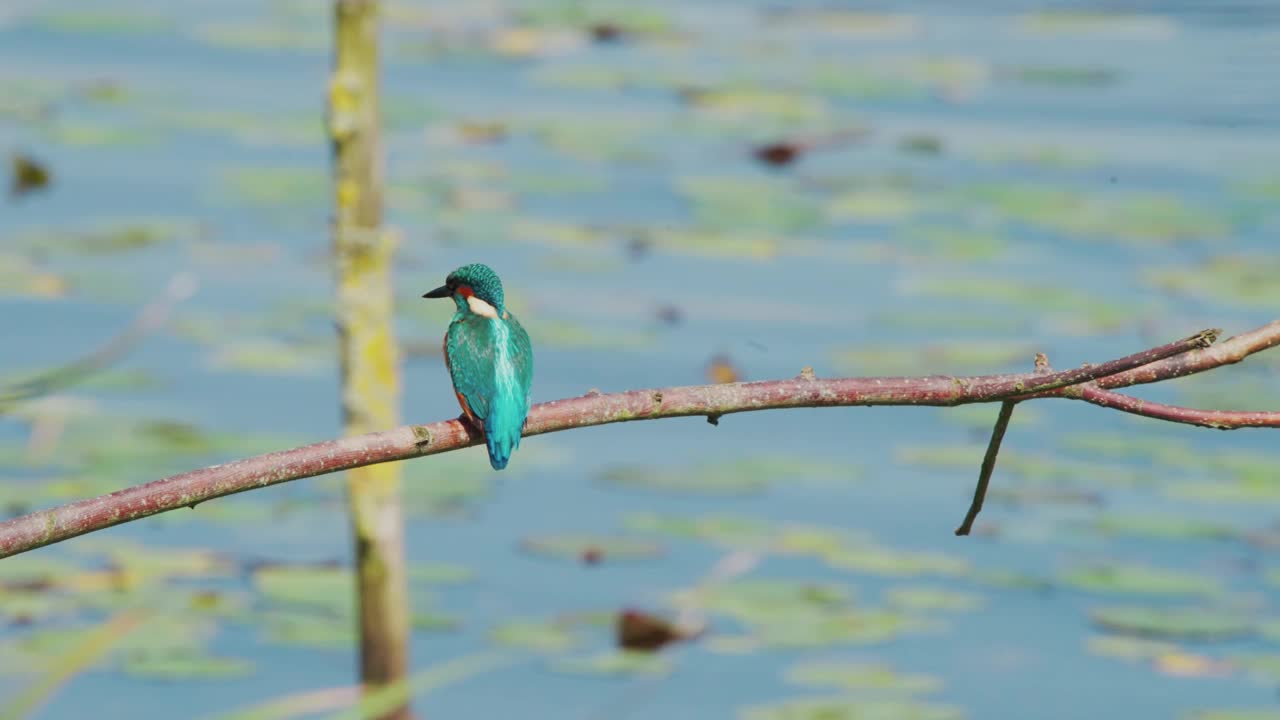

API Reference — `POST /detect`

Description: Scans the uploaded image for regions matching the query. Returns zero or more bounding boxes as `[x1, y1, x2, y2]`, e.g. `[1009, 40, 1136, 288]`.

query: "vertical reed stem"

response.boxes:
[330, 2, 411, 718]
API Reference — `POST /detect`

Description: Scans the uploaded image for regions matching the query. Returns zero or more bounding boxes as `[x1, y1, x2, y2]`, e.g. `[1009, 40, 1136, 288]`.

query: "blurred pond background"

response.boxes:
[2, 1, 1280, 718]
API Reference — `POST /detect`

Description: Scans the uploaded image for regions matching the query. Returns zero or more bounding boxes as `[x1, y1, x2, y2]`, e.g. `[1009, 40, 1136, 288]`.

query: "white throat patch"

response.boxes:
[467, 295, 499, 319]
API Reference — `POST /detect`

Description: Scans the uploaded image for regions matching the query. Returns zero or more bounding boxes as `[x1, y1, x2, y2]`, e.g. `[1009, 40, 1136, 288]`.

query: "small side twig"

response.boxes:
[955, 401, 1016, 536]
[1078, 386, 1280, 429]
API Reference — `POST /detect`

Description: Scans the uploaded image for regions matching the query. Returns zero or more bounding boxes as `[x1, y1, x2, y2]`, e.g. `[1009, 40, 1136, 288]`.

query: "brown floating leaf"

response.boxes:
[10, 153, 51, 199]
[616, 609, 693, 652]
[754, 142, 802, 167]
[589, 23, 624, 43]
[753, 129, 870, 168]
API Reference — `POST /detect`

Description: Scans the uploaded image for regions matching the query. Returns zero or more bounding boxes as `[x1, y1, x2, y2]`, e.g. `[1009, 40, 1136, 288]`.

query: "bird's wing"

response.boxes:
[445, 314, 498, 422]
[505, 311, 534, 411]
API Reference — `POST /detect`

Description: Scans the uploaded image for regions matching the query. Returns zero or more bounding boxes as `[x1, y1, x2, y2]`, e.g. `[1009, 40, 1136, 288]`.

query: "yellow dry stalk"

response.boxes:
[331, 2, 411, 719]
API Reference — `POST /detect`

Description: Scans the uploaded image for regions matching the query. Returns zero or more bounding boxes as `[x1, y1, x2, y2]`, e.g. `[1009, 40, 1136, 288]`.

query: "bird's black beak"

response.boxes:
[422, 285, 451, 299]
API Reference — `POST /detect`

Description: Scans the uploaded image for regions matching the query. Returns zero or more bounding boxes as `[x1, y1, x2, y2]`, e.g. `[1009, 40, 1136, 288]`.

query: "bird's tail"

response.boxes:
[484, 409, 524, 471]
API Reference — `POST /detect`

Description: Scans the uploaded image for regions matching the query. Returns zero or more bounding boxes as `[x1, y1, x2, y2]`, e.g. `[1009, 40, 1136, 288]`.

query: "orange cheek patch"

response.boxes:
[456, 285, 475, 298]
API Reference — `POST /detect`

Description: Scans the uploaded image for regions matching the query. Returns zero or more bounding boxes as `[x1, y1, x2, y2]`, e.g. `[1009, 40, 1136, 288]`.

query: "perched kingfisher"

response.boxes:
[422, 263, 534, 470]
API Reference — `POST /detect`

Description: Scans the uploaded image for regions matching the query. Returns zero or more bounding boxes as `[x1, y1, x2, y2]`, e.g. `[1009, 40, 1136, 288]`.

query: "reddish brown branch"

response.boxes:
[1095, 321, 1279, 390]
[0, 323, 1278, 559]
[1078, 386, 1280, 429]
[1003, 328, 1218, 396]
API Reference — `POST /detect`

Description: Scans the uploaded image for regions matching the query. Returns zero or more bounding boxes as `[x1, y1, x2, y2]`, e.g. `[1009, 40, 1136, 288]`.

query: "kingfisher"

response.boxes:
[422, 263, 534, 470]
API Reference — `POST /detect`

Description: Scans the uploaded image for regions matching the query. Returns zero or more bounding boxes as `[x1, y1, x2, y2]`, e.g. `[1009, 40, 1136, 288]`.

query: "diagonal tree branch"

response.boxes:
[0, 322, 1278, 559]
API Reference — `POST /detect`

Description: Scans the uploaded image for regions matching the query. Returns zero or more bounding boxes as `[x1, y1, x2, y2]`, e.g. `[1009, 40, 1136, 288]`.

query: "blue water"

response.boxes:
[2, 1, 1279, 719]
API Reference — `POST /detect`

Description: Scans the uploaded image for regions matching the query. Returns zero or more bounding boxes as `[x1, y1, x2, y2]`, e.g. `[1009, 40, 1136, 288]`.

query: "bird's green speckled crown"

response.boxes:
[448, 263, 504, 310]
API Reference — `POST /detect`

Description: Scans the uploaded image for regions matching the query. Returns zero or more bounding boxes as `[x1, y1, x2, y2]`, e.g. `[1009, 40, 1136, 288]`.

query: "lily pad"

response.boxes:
[0, 254, 67, 299]
[625, 513, 775, 547]
[259, 611, 357, 649]
[684, 88, 827, 123]
[885, 587, 983, 613]
[1228, 654, 1280, 683]
[1015, 11, 1176, 37]
[999, 65, 1119, 87]
[1062, 565, 1220, 597]
[1092, 514, 1236, 541]
[741, 696, 963, 720]
[1090, 607, 1253, 640]
[254, 565, 352, 615]
[520, 534, 664, 563]
[1086, 634, 1181, 661]
[600, 457, 851, 496]
[1187, 707, 1280, 712]
[408, 564, 474, 585]
[213, 167, 328, 209]
[949, 183, 1229, 245]
[1146, 257, 1280, 309]
[682, 579, 923, 649]
[489, 620, 578, 653]
[31, 10, 174, 35]
[121, 653, 253, 680]
[679, 177, 823, 233]
[786, 660, 942, 694]
[598, 463, 769, 495]
[553, 651, 671, 677]
[208, 338, 332, 375]
[14, 219, 198, 256]
[689, 579, 852, 621]
[823, 545, 969, 578]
